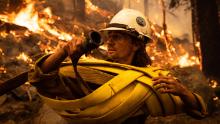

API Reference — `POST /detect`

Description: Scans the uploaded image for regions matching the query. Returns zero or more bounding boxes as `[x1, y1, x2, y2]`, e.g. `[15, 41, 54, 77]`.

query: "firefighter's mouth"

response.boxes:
[107, 49, 116, 54]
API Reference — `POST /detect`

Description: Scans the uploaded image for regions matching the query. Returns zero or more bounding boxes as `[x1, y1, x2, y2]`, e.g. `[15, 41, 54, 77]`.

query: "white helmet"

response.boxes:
[101, 9, 151, 43]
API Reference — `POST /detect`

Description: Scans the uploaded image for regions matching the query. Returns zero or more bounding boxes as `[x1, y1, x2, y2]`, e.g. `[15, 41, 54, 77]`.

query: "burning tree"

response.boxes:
[145, 0, 200, 68]
[168, 0, 220, 80]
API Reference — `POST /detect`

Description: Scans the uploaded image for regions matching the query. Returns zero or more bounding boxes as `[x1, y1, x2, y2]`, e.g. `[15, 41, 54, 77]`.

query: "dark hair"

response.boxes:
[131, 38, 152, 67]
[106, 31, 152, 67]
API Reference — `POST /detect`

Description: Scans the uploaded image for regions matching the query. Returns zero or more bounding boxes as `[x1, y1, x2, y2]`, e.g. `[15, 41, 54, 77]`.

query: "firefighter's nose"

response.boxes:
[106, 39, 115, 45]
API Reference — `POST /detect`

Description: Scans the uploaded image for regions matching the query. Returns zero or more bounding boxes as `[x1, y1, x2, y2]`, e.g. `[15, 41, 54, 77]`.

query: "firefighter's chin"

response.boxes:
[107, 50, 117, 58]
[107, 49, 115, 54]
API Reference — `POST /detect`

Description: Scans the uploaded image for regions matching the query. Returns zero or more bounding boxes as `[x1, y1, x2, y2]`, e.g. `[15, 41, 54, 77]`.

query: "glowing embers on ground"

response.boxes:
[209, 79, 220, 101]
[210, 79, 218, 88]
[0, 66, 6, 74]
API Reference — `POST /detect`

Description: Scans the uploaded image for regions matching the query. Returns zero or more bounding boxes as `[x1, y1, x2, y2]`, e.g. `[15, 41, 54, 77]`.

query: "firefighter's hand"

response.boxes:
[62, 37, 85, 58]
[40, 37, 85, 73]
[152, 76, 191, 97]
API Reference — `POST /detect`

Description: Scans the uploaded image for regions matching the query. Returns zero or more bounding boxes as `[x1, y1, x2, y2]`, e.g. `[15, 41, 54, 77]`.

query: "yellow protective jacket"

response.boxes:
[29, 55, 207, 124]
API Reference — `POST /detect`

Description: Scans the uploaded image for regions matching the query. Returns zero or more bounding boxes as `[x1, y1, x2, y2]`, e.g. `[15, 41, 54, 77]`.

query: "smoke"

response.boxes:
[122, 0, 192, 42]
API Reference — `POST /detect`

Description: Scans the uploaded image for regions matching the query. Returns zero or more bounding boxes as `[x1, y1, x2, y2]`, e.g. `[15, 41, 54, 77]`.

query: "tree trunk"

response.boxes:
[73, 0, 85, 20]
[144, 0, 148, 16]
[191, 0, 220, 80]
[0, 0, 23, 13]
[128, 0, 131, 8]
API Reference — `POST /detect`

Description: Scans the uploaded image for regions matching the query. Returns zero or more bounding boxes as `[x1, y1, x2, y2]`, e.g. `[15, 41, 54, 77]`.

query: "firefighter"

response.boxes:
[29, 9, 207, 124]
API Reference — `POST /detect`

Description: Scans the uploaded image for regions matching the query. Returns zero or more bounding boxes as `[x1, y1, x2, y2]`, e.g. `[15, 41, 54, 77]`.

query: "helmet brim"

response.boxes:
[100, 27, 152, 44]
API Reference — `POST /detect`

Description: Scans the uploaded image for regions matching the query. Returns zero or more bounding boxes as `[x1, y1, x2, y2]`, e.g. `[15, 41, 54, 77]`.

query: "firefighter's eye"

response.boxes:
[111, 35, 121, 41]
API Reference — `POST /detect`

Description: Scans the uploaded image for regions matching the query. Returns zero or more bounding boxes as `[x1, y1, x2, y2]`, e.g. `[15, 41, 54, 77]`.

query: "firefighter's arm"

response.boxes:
[29, 54, 76, 99]
[153, 76, 207, 118]
[40, 37, 84, 73]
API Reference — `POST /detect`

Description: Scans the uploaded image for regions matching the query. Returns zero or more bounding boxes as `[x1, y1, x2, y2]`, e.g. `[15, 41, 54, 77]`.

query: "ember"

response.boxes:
[210, 79, 218, 88]
[0, 48, 4, 56]
[213, 96, 219, 101]
[0, 66, 6, 74]
[16, 52, 33, 66]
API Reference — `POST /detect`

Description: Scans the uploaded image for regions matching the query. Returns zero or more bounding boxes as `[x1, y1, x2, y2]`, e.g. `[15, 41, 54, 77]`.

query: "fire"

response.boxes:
[195, 42, 200, 48]
[0, 14, 10, 22]
[178, 53, 200, 68]
[209, 79, 218, 88]
[16, 52, 33, 65]
[85, 0, 113, 17]
[213, 96, 219, 101]
[37, 40, 58, 54]
[0, 48, 4, 56]
[0, 0, 201, 69]
[0, 0, 73, 41]
[14, 2, 42, 32]
[0, 31, 8, 38]
[148, 22, 201, 68]
[85, 0, 99, 12]
[0, 48, 6, 74]
[0, 66, 7, 74]
[43, 26, 73, 41]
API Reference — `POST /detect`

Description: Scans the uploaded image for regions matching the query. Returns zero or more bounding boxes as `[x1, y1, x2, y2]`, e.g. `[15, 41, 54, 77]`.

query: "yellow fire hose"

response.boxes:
[38, 59, 203, 124]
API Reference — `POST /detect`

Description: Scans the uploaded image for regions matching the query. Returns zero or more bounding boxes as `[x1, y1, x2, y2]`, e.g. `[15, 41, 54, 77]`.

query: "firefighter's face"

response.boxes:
[105, 31, 138, 63]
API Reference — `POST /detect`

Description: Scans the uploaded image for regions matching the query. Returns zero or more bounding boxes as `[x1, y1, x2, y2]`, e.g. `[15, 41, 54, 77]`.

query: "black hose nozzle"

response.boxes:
[72, 30, 102, 66]
[82, 31, 103, 54]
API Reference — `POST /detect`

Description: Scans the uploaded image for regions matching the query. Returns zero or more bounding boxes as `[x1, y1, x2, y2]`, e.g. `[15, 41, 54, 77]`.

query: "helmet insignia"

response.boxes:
[136, 17, 146, 27]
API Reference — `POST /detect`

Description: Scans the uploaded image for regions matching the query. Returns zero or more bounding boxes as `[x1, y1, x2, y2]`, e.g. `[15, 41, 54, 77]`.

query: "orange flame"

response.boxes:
[148, 22, 201, 68]
[178, 53, 200, 68]
[0, 31, 8, 38]
[85, 0, 99, 13]
[14, 2, 42, 32]
[0, 1, 73, 41]
[0, 48, 4, 56]
[16, 52, 33, 66]
[85, 0, 113, 17]
[209, 79, 218, 88]
[0, 0, 201, 68]
[213, 96, 219, 101]
[0, 66, 7, 74]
